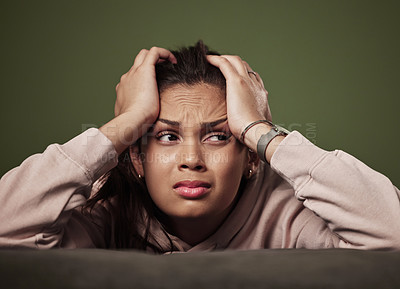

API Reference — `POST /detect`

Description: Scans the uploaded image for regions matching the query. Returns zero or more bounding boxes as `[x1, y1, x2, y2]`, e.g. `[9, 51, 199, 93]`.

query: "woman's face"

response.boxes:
[132, 84, 251, 223]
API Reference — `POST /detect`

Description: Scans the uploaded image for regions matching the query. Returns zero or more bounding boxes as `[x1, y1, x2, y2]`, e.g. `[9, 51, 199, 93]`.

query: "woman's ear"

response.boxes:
[129, 144, 144, 177]
[246, 149, 260, 179]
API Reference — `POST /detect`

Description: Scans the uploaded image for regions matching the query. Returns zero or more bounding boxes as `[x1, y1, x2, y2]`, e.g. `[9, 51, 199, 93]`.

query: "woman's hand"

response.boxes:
[100, 47, 177, 154]
[207, 55, 285, 162]
[207, 55, 272, 143]
[115, 47, 177, 123]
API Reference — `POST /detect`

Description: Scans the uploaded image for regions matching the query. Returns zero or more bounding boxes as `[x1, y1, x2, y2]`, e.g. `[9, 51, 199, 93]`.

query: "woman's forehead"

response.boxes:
[159, 84, 226, 124]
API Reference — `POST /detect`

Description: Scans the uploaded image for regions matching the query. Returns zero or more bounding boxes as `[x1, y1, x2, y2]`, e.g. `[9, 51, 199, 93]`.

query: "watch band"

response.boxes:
[257, 124, 289, 163]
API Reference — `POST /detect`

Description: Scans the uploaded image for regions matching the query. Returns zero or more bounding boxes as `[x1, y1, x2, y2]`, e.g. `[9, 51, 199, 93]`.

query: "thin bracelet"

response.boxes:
[240, 120, 273, 143]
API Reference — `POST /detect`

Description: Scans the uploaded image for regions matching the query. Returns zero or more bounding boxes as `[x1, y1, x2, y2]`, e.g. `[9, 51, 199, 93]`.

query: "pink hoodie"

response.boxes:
[0, 128, 399, 251]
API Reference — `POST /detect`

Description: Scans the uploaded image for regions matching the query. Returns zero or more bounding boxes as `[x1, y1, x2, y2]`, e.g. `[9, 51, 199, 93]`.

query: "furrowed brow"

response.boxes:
[157, 118, 227, 129]
[158, 118, 180, 126]
[203, 118, 227, 128]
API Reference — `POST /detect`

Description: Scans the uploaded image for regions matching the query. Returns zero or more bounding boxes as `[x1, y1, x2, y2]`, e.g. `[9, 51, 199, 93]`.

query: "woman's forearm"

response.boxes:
[271, 131, 400, 250]
[0, 128, 118, 248]
[99, 112, 152, 155]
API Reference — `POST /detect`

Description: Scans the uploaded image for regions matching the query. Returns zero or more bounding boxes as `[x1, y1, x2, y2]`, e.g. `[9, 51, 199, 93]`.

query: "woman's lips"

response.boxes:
[173, 181, 211, 199]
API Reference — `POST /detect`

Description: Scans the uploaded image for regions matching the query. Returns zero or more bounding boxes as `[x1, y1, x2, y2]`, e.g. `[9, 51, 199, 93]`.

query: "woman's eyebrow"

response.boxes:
[157, 118, 227, 129]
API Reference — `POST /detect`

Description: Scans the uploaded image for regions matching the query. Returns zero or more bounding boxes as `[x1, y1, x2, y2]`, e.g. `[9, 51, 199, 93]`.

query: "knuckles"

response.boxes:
[237, 77, 248, 87]
[231, 55, 243, 62]
[135, 65, 148, 75]
[217, 57, 230, 64]
[120, 74, 127, 82]
[149, 46, 160, 53]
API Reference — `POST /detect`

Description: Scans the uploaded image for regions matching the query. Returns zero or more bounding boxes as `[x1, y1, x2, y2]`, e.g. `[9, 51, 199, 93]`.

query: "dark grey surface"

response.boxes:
[1, 249, 399, 289]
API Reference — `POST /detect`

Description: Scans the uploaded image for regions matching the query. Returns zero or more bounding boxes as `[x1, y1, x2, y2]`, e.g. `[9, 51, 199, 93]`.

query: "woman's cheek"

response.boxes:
[143, 144, 177, 166]
[159, 152, 177, 165]
[216, 148, 246, 177]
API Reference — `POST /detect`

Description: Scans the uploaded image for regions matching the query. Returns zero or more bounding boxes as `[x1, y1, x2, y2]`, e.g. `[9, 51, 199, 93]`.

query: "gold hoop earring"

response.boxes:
[248, 169, 253, 179]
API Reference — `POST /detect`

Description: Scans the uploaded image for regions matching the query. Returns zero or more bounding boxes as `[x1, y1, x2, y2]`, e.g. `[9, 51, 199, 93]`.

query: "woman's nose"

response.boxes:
[177, 141, 206, 172]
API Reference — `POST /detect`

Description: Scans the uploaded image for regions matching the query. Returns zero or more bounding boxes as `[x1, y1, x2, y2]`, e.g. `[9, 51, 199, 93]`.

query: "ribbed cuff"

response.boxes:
[58, 128, 118, 182]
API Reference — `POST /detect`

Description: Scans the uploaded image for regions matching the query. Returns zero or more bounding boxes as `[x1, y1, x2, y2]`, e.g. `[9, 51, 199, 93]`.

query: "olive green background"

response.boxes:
[0, 0, 399, 186]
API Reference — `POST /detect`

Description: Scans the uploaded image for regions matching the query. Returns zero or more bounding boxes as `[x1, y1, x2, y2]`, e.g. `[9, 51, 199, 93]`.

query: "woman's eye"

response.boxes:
[157, 133, 179, 142]
[206, 134, 229, 142]
[155, 131, 230, 144]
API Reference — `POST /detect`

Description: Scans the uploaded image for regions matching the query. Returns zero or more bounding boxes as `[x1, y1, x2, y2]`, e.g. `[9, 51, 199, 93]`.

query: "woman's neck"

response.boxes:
[162, 190, 245, 246]
[164, 206, 232, 246]
[156, 184, 245, 247]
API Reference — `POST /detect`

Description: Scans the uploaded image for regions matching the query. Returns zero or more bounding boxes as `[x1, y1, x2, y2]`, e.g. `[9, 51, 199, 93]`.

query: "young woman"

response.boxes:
[0, 41, 399, 252]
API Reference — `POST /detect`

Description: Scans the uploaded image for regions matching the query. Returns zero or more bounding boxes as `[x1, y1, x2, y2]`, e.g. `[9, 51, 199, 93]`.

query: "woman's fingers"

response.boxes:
[118, 46, 176, 95]
[208, 55, 264, 87]
[128, 47, 176, 74]
[242, 61, 265, 87]
[219, 55, 248, 76]
[143, 47, 177, 65]
[206, 55, 240, 80]
[130, 49, 149, 72]
[115, 47, 175, 121]
[220, 55, 264, 87]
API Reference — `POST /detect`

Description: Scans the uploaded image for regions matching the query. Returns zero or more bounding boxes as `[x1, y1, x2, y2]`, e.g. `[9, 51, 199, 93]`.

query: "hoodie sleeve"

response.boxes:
[270, 131, 400, 250]
[0, 128, 118, 248]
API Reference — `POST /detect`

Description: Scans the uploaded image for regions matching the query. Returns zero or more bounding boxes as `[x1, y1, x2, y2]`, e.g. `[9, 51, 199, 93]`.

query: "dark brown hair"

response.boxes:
[84, 41, 232, 252]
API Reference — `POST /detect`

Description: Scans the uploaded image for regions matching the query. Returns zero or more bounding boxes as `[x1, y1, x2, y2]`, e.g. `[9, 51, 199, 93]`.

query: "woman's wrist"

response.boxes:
[99, 112, 151, 155]
[242, 122, 286, 163]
